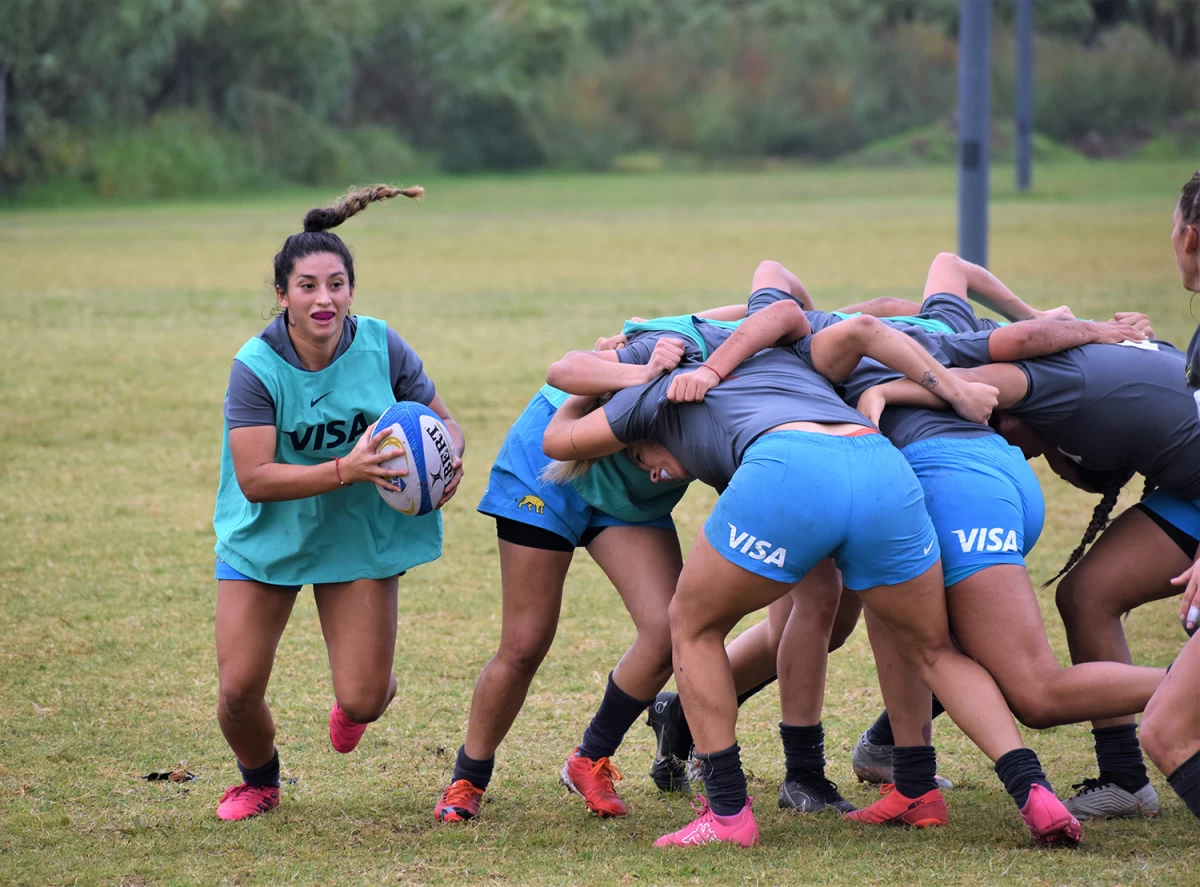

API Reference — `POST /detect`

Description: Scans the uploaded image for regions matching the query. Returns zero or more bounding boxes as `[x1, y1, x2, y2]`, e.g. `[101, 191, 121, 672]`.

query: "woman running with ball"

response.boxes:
[211, 185, 465, 821]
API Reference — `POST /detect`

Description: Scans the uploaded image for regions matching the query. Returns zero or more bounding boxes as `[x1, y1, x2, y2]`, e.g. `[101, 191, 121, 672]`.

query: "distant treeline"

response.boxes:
[3, 0, 1200, 198]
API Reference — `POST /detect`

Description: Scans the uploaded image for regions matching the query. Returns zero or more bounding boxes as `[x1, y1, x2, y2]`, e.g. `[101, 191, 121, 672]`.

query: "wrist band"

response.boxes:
[334, 457, 347, 486]
[701, 363, 725, 381]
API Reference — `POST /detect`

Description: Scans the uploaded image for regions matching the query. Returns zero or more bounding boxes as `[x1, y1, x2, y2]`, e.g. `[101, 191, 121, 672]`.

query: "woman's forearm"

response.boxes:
[703, 299, 811, 379]
[547, 350, 648, 395]
[238, 460, 344, 503]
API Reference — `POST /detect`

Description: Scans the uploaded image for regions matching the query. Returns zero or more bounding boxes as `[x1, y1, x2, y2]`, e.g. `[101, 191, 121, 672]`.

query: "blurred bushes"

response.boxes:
[3, 0, 1200, 198]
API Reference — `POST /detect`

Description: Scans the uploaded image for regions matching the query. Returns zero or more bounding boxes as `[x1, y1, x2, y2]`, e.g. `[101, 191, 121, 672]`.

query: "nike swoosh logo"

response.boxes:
[310, 392, 332, 408]
[923, 540, 935, 555]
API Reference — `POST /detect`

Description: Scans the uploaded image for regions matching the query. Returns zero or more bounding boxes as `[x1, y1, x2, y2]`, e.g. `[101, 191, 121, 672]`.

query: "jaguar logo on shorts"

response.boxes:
[516, 495, 546, 514]
[727, 523, 787, 567]
[951, 528, 1019, 553]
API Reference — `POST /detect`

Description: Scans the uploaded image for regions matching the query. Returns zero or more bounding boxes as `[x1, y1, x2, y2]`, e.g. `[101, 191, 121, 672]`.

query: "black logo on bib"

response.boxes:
[284, 413, 369, 451]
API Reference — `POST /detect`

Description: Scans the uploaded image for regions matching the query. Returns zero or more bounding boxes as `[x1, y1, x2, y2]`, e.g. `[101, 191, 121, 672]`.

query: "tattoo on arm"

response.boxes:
[921, 370, 938, 390]
[569, 423, 577, 451]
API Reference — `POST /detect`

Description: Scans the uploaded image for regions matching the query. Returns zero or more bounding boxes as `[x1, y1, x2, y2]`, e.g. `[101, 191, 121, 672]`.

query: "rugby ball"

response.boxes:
[374, 402, 455, 516]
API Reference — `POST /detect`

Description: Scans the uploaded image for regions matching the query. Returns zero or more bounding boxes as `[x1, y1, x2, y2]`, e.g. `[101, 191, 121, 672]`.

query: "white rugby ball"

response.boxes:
[374, 402, 454, 516]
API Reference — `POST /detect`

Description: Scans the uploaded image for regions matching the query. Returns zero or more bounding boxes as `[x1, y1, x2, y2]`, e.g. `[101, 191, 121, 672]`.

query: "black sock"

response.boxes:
[892, 746, 937, 799]
[868, 697, 946, 748]
[780, 722, 825, 782]
[995, 748, 1053, 808]
[865, 710, 895, 747]
[736, 675, 777, 707]
[1167, 748, 1200, 821]
[238, 749, 281, 788]
[1094, 724, 1150, 791]
[578, 672, 653, 761]
[696, 743, 748, 816]
[452, 745, 494, 792]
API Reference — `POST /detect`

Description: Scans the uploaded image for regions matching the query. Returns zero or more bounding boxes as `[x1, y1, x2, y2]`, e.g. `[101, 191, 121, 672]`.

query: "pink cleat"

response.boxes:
[1020, 784, 1082, 847]
[654, 796, 759, 848]
[329, 702, 368, 753]
[216, 783, 280, 821]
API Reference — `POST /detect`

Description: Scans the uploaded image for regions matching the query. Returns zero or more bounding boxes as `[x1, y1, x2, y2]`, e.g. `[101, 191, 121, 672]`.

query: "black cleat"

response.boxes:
[647, 691, 693, 793]
[779, 771, 856, 814]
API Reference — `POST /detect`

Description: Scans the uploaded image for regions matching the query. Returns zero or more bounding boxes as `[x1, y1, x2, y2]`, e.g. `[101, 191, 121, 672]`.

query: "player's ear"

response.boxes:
[275, 285, 288, 310]
[1186, 224, 1200, 255]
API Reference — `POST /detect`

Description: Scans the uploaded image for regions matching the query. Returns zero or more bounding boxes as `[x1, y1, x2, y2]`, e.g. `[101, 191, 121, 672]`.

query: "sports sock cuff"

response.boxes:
[1167, 748, 1200, 820]
[696, 744, 746, 816]
[238, 748, 281, 788]
[453, 745, 495, 791]
[864, 710, 895, 747]
[779, 721, 825, 773]
[995, 747, 1051, 808]
[892, 745, 937, 799]
[1093, 723, 1149, 789]
[577, 672, 653, 761]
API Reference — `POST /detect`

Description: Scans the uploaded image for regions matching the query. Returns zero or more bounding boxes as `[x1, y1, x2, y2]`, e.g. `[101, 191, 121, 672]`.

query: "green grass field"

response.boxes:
[2, 162, 1199, 886]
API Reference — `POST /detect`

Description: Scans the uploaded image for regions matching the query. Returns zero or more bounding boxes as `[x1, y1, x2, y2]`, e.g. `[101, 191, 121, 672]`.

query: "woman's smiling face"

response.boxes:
[276, 252, 354, 342]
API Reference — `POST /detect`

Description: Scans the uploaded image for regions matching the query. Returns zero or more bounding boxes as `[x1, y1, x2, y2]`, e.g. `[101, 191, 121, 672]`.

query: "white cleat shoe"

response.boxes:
[1062, 779, 1159, 820]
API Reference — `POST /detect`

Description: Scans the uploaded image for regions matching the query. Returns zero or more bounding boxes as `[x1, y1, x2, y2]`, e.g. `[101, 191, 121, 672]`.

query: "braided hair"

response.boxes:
[1043, 468, 1135, 587]
[273, 183, 423, 292]
[1181, 170, 1200, 226]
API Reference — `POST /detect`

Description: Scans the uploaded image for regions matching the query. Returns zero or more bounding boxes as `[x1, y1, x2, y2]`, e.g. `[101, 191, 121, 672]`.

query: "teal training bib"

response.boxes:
[621, 314, 740, 361]
[213, 316, 442, 585]
[831, 311, 956, 336]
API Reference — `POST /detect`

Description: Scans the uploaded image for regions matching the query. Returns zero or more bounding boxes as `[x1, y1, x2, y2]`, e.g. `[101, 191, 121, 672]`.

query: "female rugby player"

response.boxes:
[1103, 169, 1200, 823]
[212, 185, 465, 821]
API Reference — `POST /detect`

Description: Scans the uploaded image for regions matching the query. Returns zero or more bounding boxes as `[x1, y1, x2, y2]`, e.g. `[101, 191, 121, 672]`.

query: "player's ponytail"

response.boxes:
[1043, 468, 1136, 587]
[302, 184, 424, 233]
[540, 459, 596, 484]
[274, 183, 423, 293]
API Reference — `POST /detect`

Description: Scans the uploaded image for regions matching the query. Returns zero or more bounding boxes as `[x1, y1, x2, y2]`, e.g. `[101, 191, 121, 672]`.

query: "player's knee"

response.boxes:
[1008, 693, 1060, 731]
[1140, 707, 1182, 771]
[337, 674, 395, 723]
[499, 631, 554, 678]
[219, 685, 264, 722]
[636, 613, 673, 663]
[1054, 571, 1087, 626]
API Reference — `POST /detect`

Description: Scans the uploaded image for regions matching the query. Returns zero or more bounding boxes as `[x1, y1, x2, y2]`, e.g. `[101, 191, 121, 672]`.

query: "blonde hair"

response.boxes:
[540, 458, 596, 484]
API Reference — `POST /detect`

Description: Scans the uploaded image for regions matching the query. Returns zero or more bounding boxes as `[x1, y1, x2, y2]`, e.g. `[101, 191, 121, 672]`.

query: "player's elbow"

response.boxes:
[542, 426, 571, 461]
[987, 328, 1028, 363]
[763, 298, 808, 343]
[237, 477, 267, 503]
[931, 252, 962, 272]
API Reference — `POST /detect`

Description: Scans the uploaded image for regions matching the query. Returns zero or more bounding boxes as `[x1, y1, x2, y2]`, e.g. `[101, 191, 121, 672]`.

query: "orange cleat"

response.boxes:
[434, 779, 484, 823]
[560, 748, 627, 817]
[844, 783, 948, 828]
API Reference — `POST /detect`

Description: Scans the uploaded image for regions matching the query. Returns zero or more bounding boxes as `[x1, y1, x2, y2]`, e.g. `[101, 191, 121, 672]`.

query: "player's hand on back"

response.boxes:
[856, 385, 888, 426]
[667, 365, 721, 403]
[1033, 305, 1076, 322]
[1091, 319, 1147, 344]
[947, 380, 1000, 425]
[595, 332, 627, 351]
[644, 338, 686, 381]
[1112, 311, 1155, 338]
